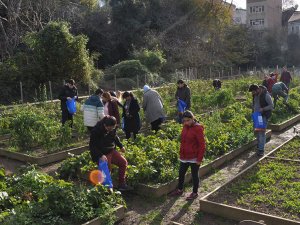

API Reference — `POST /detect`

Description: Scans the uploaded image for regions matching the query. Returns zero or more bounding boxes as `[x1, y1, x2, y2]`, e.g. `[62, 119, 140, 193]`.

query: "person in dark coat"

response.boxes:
[212, 79, 222, 90]
[280, 67, 292, 88]
[122, 91, 141, 139]
[58, 79, 78, 126]
[175, 80, 191, 123]
[175, 80, 191, 109]
[89, 116, 132, 191]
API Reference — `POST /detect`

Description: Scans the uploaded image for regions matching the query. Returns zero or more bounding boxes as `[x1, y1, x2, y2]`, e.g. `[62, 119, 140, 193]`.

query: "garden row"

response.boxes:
[0, 77, 263, 162]
[57, 102, 273, 197]
[0, 167, 125, 225]
[201, 136, 300, 224]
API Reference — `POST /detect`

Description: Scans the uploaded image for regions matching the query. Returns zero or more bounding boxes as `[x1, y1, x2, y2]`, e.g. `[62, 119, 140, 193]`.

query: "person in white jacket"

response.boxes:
[82, 89, 105, 132]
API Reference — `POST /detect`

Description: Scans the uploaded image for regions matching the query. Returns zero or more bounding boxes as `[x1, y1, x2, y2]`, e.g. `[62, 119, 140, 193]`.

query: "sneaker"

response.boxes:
[169, 189, 183, 197]
[186, 192, 198, 200]
[118, 184, 133, 191]
[257, 152, 264, 157]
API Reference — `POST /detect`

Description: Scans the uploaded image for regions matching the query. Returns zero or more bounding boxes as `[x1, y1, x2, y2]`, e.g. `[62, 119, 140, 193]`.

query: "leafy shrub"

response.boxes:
[1, 168, 124, 225]
[133, 49, 166, 73]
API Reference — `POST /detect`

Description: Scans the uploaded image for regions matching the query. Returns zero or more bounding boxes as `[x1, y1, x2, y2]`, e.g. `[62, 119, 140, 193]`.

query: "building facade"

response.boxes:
[233, 8, 247, 25]
[288, 12, 300, 36]
[247, 0, 282, 30]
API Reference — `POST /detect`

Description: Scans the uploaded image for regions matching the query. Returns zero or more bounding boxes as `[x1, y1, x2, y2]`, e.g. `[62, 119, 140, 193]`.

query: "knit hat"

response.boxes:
[143, 85, 150, 92]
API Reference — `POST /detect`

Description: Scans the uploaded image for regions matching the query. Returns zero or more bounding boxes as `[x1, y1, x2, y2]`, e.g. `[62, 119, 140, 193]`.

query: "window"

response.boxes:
[250, 5, 264, 13]
[250, 19, 265, 26]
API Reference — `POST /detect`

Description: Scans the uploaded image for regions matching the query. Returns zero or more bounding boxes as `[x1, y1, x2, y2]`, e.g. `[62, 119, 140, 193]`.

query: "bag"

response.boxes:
[252, 112, 267, 130]
[178, 99, 187, 113]
[66, 98, 77, 114]
[98, 160, 113, 189]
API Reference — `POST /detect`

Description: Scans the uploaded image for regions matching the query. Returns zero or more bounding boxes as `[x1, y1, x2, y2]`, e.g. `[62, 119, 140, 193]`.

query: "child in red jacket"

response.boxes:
[170, 111, 206, 200]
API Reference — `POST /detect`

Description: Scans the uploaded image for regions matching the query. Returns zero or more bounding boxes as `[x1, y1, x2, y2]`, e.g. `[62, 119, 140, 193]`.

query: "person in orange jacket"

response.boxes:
[170, 110, 206, 200]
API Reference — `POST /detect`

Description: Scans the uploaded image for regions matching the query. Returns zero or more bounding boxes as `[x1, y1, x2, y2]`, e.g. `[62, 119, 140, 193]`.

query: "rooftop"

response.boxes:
[288, 11, 300, 22]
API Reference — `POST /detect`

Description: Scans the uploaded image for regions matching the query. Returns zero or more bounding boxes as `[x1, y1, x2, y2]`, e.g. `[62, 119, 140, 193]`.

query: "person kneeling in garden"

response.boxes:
[170, 111, 206, 200]
[89, 116, 132, 191]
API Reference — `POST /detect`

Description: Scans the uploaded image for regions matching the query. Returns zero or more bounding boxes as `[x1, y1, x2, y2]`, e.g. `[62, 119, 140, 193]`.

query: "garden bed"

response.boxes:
[268, 114, 300, 132]
[0, 145, 88, 165]
[268, 136, 300, 161]
[134, 130, 272, 197]
[200, 137, 300, 225]
[82, 205, 125, 225]
[0, 168, 126, 225]
[79, 131, 271, 198]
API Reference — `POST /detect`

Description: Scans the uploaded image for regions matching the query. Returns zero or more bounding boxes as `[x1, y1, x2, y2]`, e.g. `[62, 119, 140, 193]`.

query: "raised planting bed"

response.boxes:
[268, 114, 300, 132]
[79, 131, 272, 198]
[0, 167, 126, 225]
[0, 144, 88, 165]
[0, 134, 10, 141]
[200, 138, 300, 225]
[134, 130, 272, 198]
[82, 205, 125, 225]
[268, 136, 300, 161]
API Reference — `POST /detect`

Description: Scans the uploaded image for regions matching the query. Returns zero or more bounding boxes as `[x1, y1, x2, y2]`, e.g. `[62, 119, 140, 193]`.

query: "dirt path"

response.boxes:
[118, 124, 299, 225]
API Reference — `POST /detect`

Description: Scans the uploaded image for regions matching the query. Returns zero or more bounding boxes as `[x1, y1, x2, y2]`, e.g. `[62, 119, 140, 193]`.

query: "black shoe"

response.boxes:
[257, 152, 264, 157]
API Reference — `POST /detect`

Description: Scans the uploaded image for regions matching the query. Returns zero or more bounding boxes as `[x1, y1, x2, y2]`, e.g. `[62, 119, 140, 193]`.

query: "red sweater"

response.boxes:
[180, 123, 206, 163]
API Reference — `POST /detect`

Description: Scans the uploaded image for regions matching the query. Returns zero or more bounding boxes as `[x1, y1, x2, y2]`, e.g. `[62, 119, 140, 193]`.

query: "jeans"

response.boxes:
[256, 116, 267, 154]
[106, 150, 128, 186]
[178, 162, 200, 194]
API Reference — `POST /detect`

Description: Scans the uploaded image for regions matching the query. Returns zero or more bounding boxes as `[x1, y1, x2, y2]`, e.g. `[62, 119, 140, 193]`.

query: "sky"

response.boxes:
[230, 0, 300, 9]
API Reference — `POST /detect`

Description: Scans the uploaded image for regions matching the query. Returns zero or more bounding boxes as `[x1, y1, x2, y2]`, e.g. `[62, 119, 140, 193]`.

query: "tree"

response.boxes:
[133, 49, 166, 73]
[104, 60, 156, 90]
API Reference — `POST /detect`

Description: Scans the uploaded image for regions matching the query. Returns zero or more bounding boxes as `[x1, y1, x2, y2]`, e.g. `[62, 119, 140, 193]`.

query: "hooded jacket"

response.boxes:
[175, 84, 191, 109]
[82, 95, 104, 127]
[180, 122, 206, 163]
[143, 89, 165, 123]
[89, 120, 123, 163]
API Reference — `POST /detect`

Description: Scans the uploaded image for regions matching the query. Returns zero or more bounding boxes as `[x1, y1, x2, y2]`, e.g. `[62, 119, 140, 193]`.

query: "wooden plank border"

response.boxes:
[82, 205, 125, 225]
[0, 145, 88, 165]
[268, 114, 300, 132]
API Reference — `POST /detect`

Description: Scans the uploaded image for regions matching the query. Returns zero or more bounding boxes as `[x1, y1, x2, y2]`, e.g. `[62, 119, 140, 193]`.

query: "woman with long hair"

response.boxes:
[170, 111, 206, 200]
[122, 91, 141, 139]
[102, 92, 121, 125]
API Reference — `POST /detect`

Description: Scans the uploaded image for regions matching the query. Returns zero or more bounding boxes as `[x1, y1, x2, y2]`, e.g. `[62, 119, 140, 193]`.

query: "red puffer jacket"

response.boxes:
[180, 123, 206, 163]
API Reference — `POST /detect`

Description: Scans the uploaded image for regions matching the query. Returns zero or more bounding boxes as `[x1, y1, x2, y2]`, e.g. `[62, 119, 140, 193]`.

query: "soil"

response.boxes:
[1, 123, 300, 224]
[0, 138, 88, 157]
